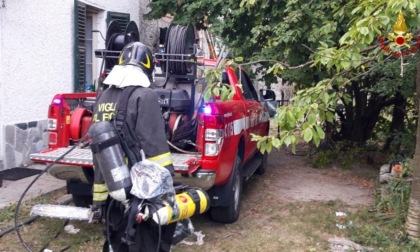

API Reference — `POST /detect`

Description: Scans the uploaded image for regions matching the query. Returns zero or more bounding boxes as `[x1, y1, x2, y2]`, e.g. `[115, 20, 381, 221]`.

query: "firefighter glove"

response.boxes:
[89, 204, 103, 223]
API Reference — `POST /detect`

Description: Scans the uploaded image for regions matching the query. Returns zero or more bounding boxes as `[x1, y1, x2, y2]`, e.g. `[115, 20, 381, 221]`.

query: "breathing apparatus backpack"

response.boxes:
[88, 86, 141, 204]
[89, 86, 210, 250]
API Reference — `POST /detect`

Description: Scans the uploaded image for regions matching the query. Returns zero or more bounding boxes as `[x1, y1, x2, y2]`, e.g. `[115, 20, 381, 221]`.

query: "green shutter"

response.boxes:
[107, 12, 130, 31]
[74, 1, 86, 92]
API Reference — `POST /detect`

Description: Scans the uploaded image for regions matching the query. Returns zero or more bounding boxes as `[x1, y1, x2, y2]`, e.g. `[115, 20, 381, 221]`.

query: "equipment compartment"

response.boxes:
[154, 89, 190, 111]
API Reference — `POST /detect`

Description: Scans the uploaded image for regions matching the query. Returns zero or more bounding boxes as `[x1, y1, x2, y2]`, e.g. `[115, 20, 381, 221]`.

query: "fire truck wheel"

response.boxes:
[82, 167, 94, 184]
[256, 151, 268, 175]
[210, 154, 243, 223]
[72, 195, 93, 208]
[67, 180, 93, 207]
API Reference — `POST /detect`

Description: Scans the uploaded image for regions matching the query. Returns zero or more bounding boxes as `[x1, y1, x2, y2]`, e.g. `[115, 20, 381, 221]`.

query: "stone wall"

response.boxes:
[4, 120, 48, 169]
[138, 1, 160, 51]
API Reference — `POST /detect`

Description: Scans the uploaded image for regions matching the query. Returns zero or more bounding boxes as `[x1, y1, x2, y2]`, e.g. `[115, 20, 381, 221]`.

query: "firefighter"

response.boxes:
[90, 41, 176, 252]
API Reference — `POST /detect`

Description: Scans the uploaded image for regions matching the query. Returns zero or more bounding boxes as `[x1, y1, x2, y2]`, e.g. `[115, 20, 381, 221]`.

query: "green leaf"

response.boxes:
[220, 85, 230, 101]
[291, 142, 296, 154]
[341, 60, 351, 70]
[235, 57, 244, 62]
[310, 103, 318, 110]
[358, 27, 369, 35]
[319, 41, 328, 48]
[313, 129, 320, 147]
[286, 111, 296, 122]
[284, 135, 292, 146]
[260, 143, 266, 154]
[351, 6, 362, 15]
[303, 127, 313, 142]
[204, 89, 212, 102]
[266, 141, 273, 153]
[322, 92, 329, 105]
[326, 111, 335, 122]
[214, 86, 220, 96]
[379, 15, 390, 26]
[272, 138, 281, 148]
[308, 114, 316, 125]
[257, 139, 262, 149]
[315, 125, 326, 139]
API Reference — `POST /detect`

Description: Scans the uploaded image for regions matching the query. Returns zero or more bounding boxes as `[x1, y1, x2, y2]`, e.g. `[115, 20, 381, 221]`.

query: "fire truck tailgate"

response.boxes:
[30, 147, 93, 167]
[30, 148, 200, 171]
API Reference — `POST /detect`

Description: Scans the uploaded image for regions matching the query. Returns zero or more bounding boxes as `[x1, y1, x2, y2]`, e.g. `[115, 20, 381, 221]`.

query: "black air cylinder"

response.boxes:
[88, 121, 132, 203]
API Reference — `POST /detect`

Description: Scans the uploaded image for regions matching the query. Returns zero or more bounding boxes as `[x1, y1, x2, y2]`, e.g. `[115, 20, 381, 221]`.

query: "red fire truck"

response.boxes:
[30, 22, 275, 223]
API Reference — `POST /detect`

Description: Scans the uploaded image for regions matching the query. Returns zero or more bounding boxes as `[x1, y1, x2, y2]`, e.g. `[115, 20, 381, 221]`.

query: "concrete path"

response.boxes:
[0, 164, 66, 209]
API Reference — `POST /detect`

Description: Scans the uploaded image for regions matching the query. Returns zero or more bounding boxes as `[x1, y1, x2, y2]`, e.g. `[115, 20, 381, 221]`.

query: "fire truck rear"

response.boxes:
[30, 21, 275, 223]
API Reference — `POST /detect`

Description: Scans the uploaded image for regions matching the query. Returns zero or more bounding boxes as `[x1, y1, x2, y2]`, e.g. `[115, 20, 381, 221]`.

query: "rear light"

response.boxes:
[53, 98, 62, 105]
[201, 105, 224, 157]
[49, 132, 58, 145]
[204, 115, 224, 128]
[203, 105, 212, 115]
[204, 129, 223, 156]
[205, 143, 220, 156]
[47, 119, 57, 130]
[205, 129, 223, 141]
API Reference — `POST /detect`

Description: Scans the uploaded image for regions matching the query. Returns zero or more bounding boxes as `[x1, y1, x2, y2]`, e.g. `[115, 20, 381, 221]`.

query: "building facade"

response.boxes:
[0, 0, 158, 170]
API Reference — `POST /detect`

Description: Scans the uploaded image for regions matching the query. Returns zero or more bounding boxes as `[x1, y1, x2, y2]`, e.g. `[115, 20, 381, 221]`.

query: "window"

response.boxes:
[106, 12, 130, 31]
[85, 14, 93, 89]
[74, 2, 130, 92]
[236, 69, 259, 101]
[74, 2, 86, 92]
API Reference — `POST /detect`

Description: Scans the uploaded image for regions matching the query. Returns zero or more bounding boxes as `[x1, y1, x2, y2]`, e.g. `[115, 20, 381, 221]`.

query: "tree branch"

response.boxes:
[238, 59, 314, 70]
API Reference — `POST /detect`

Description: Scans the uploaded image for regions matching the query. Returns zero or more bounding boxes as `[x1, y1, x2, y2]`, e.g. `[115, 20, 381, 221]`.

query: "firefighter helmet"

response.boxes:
[119, 42, 155, 80]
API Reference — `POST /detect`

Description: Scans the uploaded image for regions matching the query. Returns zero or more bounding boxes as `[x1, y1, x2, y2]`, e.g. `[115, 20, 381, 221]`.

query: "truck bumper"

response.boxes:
[173, 170, 215, 190]
[31, 148, 215, 190]
[171, 153, 215, 190]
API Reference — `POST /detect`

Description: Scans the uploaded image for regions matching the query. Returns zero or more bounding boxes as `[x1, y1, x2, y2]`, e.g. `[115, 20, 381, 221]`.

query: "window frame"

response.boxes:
[74, 2, 130, 92]
[236, 69, 259, 101]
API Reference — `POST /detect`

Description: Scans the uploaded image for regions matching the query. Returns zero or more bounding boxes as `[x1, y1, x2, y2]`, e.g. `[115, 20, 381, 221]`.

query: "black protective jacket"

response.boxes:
[91, 85, 176, 252]
[92, 85, 174, 205]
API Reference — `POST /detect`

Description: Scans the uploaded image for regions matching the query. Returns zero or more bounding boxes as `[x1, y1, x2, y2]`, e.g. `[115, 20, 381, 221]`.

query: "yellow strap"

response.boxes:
[148, 152, 171, 161]
[93, 184, 108, 192]
[93, 192, 108, 202]
[149, 152, 173, 167]
[159, 159, 174, 167]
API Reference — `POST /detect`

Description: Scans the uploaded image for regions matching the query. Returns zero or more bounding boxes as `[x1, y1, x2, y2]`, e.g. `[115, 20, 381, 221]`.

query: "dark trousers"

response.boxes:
[103, 200, 177, 252]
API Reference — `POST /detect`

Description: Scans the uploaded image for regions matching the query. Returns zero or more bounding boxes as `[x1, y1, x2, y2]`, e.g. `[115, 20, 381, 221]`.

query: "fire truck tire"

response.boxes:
[82, 167, 94, 184]
[72, 195, 93, 208]
[67, 180, 93, 207]
[256, 151, 268, 175]
[209, 154, 243, 223]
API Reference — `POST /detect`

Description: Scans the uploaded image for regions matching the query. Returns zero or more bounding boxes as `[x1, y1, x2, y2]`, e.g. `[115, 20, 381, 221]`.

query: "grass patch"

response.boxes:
[2, 150, 419, 252]
[343, 208, 420, 251]
[0, 188, 103, 252]
[342, 173, 420, 252]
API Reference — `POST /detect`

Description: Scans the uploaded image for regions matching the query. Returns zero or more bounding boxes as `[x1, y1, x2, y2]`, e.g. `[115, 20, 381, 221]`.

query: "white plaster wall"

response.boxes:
[0, 0, 140, 163]
[1, 0, 140, 125]
[2, 0, 74, 125]
[0, 5, 4, 163]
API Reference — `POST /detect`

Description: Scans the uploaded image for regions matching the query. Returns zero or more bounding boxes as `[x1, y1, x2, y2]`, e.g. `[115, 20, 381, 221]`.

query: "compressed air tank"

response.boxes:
[150, 188, 210, 225]
[88, 121, 132, 203]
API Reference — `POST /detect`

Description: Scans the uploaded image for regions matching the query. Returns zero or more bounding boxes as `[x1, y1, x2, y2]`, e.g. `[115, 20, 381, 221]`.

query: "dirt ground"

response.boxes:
[0, 147, 379, 252]
[265, 148, 375, 206]
[168, 147, 378, 252]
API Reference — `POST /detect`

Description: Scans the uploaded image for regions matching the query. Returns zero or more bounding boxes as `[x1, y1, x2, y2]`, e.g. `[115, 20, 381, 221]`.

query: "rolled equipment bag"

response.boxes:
[89, 121, 132, 203]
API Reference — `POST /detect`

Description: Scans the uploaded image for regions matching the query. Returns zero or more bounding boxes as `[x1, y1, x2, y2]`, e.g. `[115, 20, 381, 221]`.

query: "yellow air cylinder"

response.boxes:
[151, 188, 209, 225]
